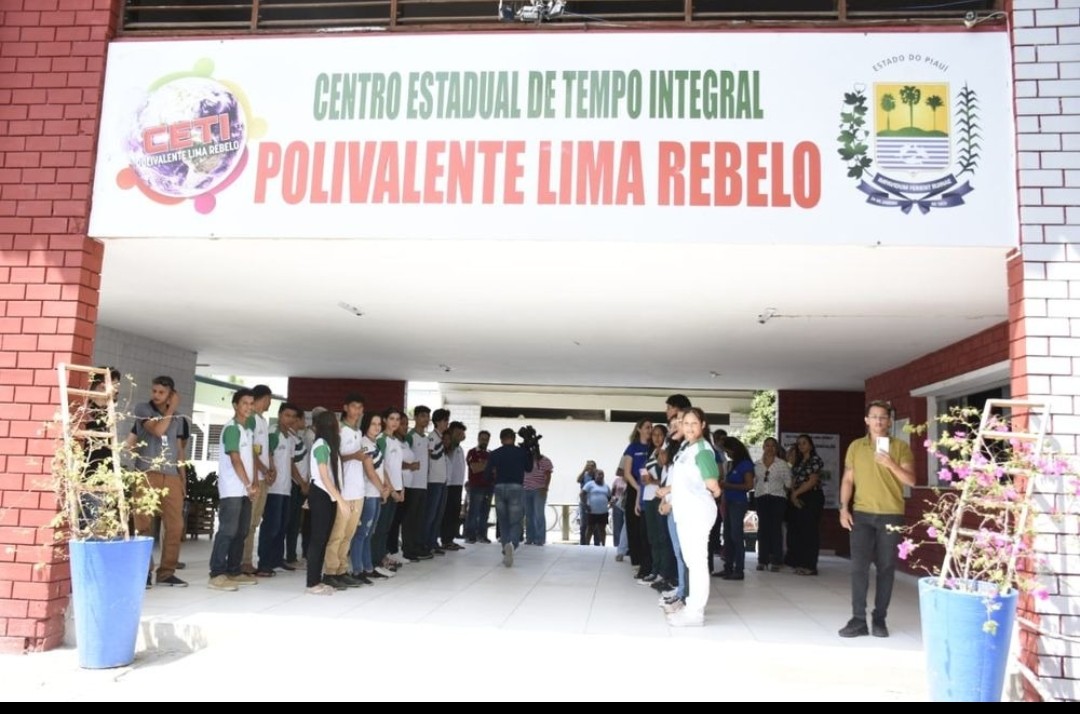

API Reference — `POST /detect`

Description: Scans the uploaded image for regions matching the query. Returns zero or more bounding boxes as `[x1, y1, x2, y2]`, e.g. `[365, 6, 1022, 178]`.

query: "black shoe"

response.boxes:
[432, 548, 446, 556]
[337, 574, 364, 588]
[350, 573, 374, 586]
[280, 563, 296, 572]
[146, 574, 153, 590]
[711, 571, 731, 578]
[721, 572, 744, 581]
[651, 579, 671, 592]
[839, 618, 869, 638]
[465, 538, 477, 544]
[157, 575, 188, 587]
[367, 569, 388, 579]
[323, 575, 348, 591]
[756, 563, 766, 571]
[872, 620, 889, 638]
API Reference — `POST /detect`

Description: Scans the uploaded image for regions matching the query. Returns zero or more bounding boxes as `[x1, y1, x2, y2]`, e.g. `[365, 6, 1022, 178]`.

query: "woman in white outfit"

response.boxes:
[666, 408, 722, 627]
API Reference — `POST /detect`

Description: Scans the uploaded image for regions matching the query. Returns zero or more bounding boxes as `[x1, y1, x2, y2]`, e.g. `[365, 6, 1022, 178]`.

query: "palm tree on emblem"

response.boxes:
[926, 95, 944, 132]
[900, 85, 922, 129]
[880, 93, 897, 131]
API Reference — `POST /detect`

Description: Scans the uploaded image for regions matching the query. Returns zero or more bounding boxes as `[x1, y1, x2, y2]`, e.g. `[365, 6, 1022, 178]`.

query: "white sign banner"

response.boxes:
[90, 32, 1017, 245]
[781, 432, 842, 510]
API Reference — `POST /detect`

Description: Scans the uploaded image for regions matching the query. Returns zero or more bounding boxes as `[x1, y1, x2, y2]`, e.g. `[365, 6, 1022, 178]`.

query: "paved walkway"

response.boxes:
[3, 539, 929, 701]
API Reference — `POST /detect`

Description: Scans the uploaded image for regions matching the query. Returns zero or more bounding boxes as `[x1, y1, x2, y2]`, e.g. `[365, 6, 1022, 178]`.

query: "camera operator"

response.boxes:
[521, 427, 552, 546]
[483, 428, 534, 567]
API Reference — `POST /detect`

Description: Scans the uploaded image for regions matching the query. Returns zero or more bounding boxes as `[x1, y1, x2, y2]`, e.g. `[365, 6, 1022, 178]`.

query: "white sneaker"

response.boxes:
[662, 599, 686, 615]
[207, 575, 238, 592]
[661, 588, 678, 599]
[374, 566, 395, 578]
[502, 543, 514, 568]
[667, 609, 704, 627]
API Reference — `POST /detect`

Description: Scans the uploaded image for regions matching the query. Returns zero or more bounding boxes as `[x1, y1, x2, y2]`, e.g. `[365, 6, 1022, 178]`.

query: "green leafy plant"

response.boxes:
[838, 89, 872, 179]
[49, 376, 165, 542]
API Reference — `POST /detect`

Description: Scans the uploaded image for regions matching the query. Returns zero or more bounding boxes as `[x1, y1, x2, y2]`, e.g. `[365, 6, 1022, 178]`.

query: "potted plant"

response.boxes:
[895, 402, 1077, 702]
[51, 364, 164, 669]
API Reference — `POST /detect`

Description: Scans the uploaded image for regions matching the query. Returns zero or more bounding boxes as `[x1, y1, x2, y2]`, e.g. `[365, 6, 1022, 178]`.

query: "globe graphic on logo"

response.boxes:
[129, 76, 247, 199]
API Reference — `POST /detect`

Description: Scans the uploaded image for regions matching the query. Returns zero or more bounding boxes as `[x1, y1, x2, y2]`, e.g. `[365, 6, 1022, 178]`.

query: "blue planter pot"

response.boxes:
[919, 576, 1018, 702]
[69, 536, 154, 669]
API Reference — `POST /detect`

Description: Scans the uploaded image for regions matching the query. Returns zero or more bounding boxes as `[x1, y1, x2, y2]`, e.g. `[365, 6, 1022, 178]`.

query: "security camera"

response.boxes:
[963, 11, 977, 29]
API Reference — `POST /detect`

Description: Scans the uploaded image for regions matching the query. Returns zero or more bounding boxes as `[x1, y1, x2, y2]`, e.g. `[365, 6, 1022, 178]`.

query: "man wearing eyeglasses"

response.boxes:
[837, 400, 915, 639]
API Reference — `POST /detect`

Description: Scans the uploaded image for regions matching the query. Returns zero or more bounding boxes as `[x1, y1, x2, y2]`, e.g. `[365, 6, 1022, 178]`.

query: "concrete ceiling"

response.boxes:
[97, 238, 1010, 391]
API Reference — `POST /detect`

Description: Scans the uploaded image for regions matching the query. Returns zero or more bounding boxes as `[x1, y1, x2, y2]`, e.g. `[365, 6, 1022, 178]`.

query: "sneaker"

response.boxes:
[661, 588, 678, 600]
[872, 620, 889, 638]
[305, 583, 334, 596]
[240, 564, 256, 575]
[465, 538, 477, 544]
[651, 579, 670, 592]
[367, 569, 388, 580]
[479, 537, 492, 544]
[615, 554, 624, 562]
[228, 573, 258, 587]
[636, 574, 659, 585]
[374, 566, 396, 579]
[662, 599, 686, 615]
[323, 575, 347, 591]
[756, 563, 766, 571]
[502, 542, 514, 568]
[667, 609, 704, 627]
[720, 572, 745, 581]
[285, 560, 304, 569]
[337, 574, 364, 588]
[280, 563, 297, 572]
[838, 618, 869, 638]
[416, 553, 434, 561]
[208, 575, 239, 592]
[157, 575, 188, 587]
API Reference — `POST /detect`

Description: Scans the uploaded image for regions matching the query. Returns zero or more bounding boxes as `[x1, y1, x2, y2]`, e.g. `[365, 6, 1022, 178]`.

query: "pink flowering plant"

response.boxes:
[895, 406, 1079, 634]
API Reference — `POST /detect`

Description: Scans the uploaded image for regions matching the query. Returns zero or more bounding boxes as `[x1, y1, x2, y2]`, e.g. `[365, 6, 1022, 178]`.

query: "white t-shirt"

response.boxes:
[309, 438, 341, 502]
[379, 433, 405, 491]
[339, 419, 365, 501]
[268, 428, 295, 497]
[405, 429, 429, 489]
[427, 431, 448, 484]
[361, 435, 386, 499]
[670, 439, 720, 521]
[447, 445, 467, 486]
[217, 418, 253, 499]
[294, 428, 312, 483]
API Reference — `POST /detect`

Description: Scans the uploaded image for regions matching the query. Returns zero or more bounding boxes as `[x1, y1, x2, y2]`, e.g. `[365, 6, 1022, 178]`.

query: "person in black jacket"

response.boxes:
[484, 428, 534, 567]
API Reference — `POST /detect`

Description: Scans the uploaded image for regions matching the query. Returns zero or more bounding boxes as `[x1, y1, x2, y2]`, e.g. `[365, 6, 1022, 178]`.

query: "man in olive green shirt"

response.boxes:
[838, 400, 915, 639]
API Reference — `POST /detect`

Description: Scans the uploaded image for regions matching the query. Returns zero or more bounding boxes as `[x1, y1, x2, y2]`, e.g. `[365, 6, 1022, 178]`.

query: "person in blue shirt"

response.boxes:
[718, 436, 755, 581]
[618, 419, 653, 580]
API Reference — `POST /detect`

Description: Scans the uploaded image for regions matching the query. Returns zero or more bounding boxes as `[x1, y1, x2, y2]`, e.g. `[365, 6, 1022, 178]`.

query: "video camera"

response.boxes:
[517, 425, 543, 455]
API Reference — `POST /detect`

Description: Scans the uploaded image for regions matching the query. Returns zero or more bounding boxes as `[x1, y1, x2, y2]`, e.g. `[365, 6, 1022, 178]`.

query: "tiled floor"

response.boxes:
[3, 538, 929, 701]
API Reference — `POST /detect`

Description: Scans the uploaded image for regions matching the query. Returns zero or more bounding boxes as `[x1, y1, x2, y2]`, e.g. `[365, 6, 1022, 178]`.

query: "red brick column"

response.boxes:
[0, 0, 117, 652]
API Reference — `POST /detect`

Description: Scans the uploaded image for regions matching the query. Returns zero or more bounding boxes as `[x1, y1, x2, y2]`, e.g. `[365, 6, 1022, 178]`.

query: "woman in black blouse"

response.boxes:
[788, 434, 825, 575]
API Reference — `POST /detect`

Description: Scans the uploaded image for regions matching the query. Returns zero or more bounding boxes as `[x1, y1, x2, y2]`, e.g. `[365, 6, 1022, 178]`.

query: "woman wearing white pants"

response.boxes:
[667, 408, 722, 627]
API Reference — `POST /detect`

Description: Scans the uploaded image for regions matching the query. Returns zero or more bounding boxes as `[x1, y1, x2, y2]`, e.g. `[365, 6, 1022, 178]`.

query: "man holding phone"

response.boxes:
[129, 375, 190, 587]
[837, 400, 915, 639]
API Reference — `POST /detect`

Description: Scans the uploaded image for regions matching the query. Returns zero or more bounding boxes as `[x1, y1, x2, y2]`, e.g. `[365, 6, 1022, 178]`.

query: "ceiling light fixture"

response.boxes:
[337, 301, 364, 317]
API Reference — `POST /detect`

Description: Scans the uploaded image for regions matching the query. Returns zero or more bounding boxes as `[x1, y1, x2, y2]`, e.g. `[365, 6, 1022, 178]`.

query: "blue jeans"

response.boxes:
[667, 509, 687, 599]
[423, 482, 448, 551]
[494, 483, 524, 547]
[523, 488, 547, 545]
[371, 498, 397, 566]
[350, 497, 381, 574]
[612, 505, 625, 552]
[466, 486, 492, 541]
[210, 496, 252, 578]
[723, 499, 748, 575]
[257, 493, 290, 571]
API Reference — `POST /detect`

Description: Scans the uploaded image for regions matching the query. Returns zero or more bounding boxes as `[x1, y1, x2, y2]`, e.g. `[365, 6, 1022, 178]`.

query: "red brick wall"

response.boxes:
[864, 321, 1010, 487]
[776, 389, 865, 556]
[0, 0, 116, 652]
[287, 378, 407, 418]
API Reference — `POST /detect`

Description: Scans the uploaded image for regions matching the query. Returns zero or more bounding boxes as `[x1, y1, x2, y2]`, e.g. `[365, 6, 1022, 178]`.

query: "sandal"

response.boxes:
[306, 583, 333, 595]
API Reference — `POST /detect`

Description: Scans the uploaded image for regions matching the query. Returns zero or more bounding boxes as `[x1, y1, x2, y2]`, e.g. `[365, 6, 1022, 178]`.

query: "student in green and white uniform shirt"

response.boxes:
[306, 410, 349, 595]
[285, 407, 316, 569]
[349, 412, 392, 580]
[241, 384, 274, 574]
[373, 407, 407, 574]
[402, 406, 432, 561]
[324, 394, 367, 589]
[208, 389, 259, 592]
[665, 408, 722, 627]
[256, 402, 301, 576]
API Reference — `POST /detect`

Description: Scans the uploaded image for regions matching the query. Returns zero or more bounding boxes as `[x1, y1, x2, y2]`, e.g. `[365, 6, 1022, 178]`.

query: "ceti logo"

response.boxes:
[837, 60, 979, 215]
[116, 59, 267, 214]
